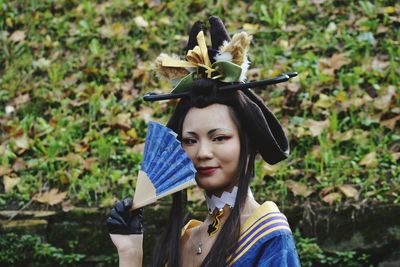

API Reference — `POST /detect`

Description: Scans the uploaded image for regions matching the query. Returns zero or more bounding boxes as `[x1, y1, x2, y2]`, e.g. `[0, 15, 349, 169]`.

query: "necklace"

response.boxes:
[188, 216, 215, 256]
[188, 225, 204, 255]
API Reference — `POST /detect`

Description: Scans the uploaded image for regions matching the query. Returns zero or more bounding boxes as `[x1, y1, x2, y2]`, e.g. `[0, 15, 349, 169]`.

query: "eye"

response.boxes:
[213, 136, 229, 142]
[182, 138, 197, 145]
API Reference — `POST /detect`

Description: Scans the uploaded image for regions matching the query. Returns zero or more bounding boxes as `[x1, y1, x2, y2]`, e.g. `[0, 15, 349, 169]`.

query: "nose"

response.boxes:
[196, 140, 213, 160]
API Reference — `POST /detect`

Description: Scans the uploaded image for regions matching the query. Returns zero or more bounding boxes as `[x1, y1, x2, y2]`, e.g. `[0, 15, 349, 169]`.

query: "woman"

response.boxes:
[107, 17, 301, 267]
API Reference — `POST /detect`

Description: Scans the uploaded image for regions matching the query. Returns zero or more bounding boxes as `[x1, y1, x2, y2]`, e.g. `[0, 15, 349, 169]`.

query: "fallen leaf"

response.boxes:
[62, 200, 76, 212]
[134, 16, 149, 28]
[14, 134, 30, 150]
[242, 23, 259, 34]
[320, 186, 334, 196]
[322, 192, 341, 205]
[83, 157, 97, 170]
[333, 130, 353, 141]
[374, 86, 396, 110]
[111, 22, 128, 36]
[3, 175, 20, 193]
[33, 188, 68, 206]
[359, 151, 378, 167]
[353, 130, 370, 145]
[133, 61, 148, 81]
[110, 113, 131, 130]
[382, 6, 396, 14]
[32, 58, 51, 69]
[263, 162, 279, 176]
[118, 175, 131, 185]
[314, 94, 335, 109]
[371, 57, 389, 72]
[99, 23, 128, 38]
[380, 115, 400, 130]
[326, 21, 337, 33]
[287, 82, 300, 93]
[376, 25, 388, 34]
[319, 53, 351, 75]
[0, 165, 12, 176]
[336, 91, 347, 102]
[13, 94, 30, 106]
[132, 143, 145, 154]
[391, 152, 400, 161]
[304, 119, 329, 136]
[136, 105, 154, 123]
[286, 179, 313, 197]
[61, 153, 84, 165]
[12, 158, 26, 172]
[311, 145, 321, 158]
[126, 128, 138, 139]
[330, 53, 351, 70]
[74, 142, 89, 153]
[62, 75, 78, 87]
[9, 30, 26, 42]
[338, 184, 359, 199]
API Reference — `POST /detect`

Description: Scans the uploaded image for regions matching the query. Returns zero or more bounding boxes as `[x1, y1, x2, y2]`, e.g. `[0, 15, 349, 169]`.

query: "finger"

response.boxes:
[122, 198, 133, 209]
[110, 209, 128, 226]
[114, 200, 125, 213]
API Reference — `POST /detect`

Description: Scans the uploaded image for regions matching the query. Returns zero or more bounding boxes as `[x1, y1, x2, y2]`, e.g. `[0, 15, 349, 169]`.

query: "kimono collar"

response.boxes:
[204, 186, 254, 214]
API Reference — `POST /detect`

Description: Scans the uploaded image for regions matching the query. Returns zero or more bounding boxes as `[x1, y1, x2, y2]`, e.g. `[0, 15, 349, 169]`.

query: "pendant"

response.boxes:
[207, 209, 223, 237]
[197, 243, 202, 255]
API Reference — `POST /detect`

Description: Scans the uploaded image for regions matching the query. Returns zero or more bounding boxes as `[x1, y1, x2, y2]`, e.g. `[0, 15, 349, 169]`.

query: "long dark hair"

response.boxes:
[152, 79, 257, 266]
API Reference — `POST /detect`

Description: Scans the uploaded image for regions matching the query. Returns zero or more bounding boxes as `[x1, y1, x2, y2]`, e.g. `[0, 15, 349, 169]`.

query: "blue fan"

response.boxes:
[133, 121, 197, 209]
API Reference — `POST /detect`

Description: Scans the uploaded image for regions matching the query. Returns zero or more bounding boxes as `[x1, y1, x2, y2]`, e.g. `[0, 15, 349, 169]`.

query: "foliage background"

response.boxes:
[0, 0, 399, 265]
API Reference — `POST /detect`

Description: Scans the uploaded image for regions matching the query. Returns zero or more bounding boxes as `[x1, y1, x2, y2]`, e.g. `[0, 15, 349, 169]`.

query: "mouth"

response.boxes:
[196, 167, 218, 176]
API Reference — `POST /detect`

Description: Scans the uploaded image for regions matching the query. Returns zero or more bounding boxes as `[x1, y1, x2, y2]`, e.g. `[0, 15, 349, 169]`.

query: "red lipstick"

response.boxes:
[197, 167, 218, 176]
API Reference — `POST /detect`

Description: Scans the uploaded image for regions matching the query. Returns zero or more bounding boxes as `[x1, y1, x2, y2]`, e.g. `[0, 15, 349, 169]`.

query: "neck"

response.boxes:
[204, 186, 238, 215]
[204, 183, 237, 198]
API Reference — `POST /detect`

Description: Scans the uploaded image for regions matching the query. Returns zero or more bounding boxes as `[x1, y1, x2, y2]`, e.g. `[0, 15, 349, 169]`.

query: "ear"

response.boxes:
[209, 16, 231, 50]
[185, 21, 205, 54]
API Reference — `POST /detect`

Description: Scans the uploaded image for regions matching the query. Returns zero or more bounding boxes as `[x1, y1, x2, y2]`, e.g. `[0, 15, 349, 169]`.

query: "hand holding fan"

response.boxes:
[132, 121, 197, 209]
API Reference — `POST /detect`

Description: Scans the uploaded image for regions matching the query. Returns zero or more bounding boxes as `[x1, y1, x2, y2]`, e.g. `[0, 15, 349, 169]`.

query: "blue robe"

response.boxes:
[226, 201, 301, 266]
[182, 201, 301, 266]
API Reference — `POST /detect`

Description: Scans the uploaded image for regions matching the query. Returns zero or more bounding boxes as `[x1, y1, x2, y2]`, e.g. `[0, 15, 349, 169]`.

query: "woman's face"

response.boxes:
[181, 104, 241, 193]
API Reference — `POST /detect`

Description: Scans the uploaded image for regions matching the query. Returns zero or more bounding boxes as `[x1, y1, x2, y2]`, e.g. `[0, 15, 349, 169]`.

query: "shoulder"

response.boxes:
[181, 219, 202, 241]
[239, 201, 292, 250]
[240, 201, 283, 232]
[226, 202, 300, 266]
[180, 219, 202, 256]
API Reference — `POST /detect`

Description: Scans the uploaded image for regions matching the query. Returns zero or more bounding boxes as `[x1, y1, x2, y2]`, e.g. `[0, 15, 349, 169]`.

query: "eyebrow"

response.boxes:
[183, 128, 233, 136]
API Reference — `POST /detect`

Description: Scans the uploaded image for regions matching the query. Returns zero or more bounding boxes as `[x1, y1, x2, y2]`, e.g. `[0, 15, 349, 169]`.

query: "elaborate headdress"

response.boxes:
[145, 16, 296, 165]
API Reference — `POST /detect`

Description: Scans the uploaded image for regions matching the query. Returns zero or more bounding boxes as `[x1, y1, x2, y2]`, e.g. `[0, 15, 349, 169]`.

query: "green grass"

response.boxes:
[0, 0, 399, 210]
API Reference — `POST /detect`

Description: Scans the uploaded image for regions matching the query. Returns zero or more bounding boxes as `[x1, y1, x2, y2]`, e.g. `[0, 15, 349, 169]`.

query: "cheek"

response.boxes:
[217, 139, 240, 165]
[182, 146, 196, 161]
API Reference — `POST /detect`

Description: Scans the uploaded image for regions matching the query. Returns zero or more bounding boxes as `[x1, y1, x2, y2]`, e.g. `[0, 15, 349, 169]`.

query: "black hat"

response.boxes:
[146, 16, 294, 164]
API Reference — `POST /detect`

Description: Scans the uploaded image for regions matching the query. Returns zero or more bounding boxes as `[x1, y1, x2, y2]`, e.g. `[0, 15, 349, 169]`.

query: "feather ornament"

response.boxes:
[218, 32, 252, 65]
[154, 53, 189, 80]
[217, 32, 252, 82]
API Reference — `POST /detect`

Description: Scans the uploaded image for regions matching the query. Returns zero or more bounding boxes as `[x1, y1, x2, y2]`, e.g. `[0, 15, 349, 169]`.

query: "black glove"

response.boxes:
[107, 198, 143, 235]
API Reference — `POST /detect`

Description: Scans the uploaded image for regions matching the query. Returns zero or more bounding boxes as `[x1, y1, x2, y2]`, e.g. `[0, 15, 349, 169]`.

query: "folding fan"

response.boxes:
[132, 121, 197, 209]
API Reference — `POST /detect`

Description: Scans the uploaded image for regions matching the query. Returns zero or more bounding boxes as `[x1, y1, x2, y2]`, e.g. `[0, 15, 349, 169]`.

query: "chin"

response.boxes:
[195, 178, 231, 193]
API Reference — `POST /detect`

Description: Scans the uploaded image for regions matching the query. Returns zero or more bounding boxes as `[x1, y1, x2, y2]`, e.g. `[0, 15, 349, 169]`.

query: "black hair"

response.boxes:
[152, 79, 257, 266]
